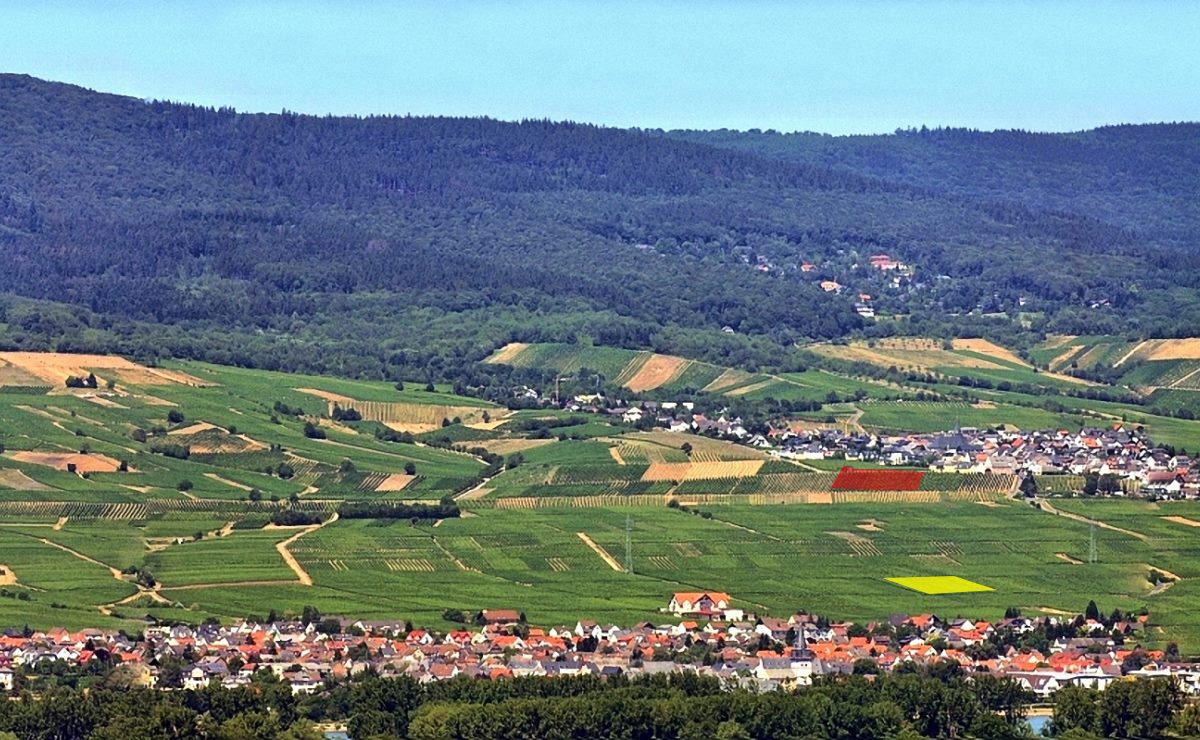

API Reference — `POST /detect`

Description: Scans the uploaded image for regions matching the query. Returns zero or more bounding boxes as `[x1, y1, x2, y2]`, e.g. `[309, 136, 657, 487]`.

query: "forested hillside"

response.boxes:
[667, 125, 1200, 245]
[1, 74, 1198, 384]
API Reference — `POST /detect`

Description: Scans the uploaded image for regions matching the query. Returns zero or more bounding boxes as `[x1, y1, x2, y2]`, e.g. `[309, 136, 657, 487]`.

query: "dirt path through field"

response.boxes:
[1163, 515, 1200, 528]
[432, 536, 476, 572]
[52, 517, 67, 530]
[275, 513, 339, 586]
[1056, 552, 1083, 564]
[454, 468, 506, 501]
[577, 532, 623, 571]
[37, 537, 124, 578]
[712, 516, 784, 541]
[1114, 340, 1149, 367]
[27, 534, 169, 614]
[1039, 500, 1148, 541]
[1171, 366, 1200, 389]
[203, 472, 253, 491]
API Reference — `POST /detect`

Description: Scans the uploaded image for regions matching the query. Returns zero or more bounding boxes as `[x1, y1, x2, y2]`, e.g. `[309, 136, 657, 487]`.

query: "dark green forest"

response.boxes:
[1, 74, 1198, 383]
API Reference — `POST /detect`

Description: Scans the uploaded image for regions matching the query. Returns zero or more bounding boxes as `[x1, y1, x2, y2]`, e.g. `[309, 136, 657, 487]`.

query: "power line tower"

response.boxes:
[624, 514, 633, 574]
[1088, 520, 1098, 564]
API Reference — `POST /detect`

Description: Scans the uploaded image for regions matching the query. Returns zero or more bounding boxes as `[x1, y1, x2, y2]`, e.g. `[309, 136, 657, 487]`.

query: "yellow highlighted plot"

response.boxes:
[886, 576, 993, 595]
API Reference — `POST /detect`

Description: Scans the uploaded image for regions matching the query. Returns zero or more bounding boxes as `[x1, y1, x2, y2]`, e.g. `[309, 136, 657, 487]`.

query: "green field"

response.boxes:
[3, 494, 1199, 648]
[0, 359, 488, 502]
[4, 353, 1200, 652]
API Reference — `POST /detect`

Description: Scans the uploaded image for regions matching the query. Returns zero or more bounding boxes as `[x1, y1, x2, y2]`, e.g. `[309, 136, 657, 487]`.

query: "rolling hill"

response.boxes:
[2, 74, 1200, 389]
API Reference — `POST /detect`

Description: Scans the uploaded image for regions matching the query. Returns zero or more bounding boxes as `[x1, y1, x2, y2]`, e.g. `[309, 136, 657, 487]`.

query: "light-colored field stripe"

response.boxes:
[1163, 516, 1200, 528]
[485, 342, 529, 365]
[204, 472, 253, 491]
[577, 532, 623, 572]
[724, 378, 777, 397]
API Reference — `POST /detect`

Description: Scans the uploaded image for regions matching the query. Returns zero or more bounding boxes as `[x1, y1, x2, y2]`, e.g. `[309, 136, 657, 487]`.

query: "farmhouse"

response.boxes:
[668, 592, 732, 617]
[869, 254, 906, 271]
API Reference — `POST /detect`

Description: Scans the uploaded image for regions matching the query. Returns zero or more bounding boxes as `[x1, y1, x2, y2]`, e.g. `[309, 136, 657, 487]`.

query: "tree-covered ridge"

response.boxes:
[666, 123, 1200, 245]
[1, 74, 1199, 384]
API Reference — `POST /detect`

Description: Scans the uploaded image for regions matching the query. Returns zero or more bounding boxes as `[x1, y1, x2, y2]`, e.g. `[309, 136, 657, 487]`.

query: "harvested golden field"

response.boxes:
[8, 451, 124, 473]
[1144, 339, 1200, 361]
[484, 342, 529, 364]
[294, 387, 355, 404]
[702, 368, 754, 393]
[0, 468, 52, 491]
[0, 360, 46, 387]
[808, 342, 1004, 371]
[624, 354, 690, 392]
[0, 352, 208, 387]
[951, 338, 1030, 367]
[641, 460, 764, 482]
[375, 473, 418, 492]
[464, 415, 511, 431]
[0, 566, 15, 587]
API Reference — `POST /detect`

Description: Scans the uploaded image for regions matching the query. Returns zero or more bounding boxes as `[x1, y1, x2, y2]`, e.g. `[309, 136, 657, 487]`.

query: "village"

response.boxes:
[560, 389, 1200, 497]
[2, 595, 1196, 699]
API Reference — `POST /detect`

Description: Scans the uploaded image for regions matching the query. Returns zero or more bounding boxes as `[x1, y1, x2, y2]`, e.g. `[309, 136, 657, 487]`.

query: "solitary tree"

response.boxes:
[1019, 475, 1038, 498]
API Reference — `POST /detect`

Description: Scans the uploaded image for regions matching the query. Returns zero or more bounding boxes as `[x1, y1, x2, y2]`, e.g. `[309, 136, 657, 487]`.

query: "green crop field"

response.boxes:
[856, 400, 1083, 433]
[2, 475, 1200, 648]
[4, 352, 1200, 652]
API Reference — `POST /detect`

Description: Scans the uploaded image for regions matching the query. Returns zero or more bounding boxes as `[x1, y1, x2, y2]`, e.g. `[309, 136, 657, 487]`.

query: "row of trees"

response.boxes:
[6, 656, 1196, 740]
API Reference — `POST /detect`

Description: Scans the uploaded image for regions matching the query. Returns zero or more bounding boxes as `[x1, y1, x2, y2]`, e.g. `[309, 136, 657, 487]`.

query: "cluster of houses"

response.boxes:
[561, 387, 1198, 496]
[773, 424, 1199, 496]
[1, 598, 1194, 697]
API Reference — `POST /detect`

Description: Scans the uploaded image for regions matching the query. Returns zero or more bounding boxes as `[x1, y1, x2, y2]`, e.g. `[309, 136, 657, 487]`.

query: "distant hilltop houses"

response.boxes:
[2, 601, 1192, 697]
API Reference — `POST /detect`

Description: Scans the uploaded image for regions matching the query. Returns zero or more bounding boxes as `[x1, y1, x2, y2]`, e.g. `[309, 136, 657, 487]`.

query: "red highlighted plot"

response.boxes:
[832, 467, 925, 491]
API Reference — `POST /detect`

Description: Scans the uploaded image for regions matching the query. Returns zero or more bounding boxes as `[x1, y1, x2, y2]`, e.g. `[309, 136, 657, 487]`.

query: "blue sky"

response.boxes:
[3, 1, 1198, 133]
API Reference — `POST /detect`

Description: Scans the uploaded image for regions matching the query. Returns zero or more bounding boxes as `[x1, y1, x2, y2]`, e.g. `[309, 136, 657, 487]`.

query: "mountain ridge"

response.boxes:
[1, 74, 1198, 385]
